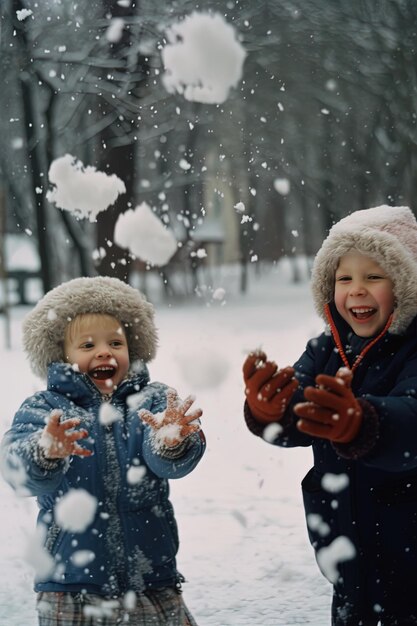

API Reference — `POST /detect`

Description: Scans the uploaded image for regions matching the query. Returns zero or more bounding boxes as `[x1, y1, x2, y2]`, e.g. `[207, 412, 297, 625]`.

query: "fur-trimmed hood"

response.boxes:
[311, 205, 417, 335]
[23, 276, 158, 379]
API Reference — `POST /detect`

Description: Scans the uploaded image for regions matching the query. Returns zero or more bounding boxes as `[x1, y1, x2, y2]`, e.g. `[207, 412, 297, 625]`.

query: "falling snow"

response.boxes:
[161, 12, 246, 104]
[1, 265, 334, 625]
[54, 489, 97, 533]
[46, 154, 126, 222]
[114, 202, 177, 266]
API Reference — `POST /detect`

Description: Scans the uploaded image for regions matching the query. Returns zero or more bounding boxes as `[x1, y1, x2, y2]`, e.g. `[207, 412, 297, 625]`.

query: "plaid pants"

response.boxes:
[36, 589, 198, 626]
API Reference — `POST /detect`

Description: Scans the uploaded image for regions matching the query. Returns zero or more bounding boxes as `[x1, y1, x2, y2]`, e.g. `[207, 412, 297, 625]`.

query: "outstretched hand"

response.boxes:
[39, 409, 92, 459]
[139, 389, 202, 448]
[243, 350, 299, 424]
[294, 368, 363, 443]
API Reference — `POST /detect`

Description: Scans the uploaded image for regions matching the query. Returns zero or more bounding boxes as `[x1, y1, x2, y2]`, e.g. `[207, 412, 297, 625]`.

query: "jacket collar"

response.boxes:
[46, 361, 150, 405]
[325, 302, 394, 373]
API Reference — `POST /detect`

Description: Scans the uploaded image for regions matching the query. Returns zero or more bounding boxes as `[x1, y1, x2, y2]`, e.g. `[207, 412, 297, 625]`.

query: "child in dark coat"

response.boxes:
[1, 276, 206, 626]
[243, 205, 417, 626]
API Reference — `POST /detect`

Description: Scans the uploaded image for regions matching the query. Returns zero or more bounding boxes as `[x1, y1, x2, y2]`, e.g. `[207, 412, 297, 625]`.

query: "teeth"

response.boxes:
[91, 366, 115, 379]
[352, 308, 374, 313]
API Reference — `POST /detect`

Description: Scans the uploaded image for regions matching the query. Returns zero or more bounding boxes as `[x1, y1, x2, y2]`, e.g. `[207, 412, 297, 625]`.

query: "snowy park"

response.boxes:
[0, 262, 332, 625]
[1, 1, 415, 624]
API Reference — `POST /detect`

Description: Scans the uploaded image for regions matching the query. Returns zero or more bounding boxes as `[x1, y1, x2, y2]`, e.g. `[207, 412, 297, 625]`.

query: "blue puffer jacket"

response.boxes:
[245, 306, 417, 615]
[1, 362, 206, 597]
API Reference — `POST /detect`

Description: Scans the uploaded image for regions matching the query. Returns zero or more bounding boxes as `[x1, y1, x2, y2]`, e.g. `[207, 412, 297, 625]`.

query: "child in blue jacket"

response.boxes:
[243, 205, 417, 626]
[1, 276, 206, 626]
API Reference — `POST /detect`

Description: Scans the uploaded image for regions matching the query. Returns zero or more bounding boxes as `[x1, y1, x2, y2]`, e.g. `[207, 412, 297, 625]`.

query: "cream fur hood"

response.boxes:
[311, 205, 417, 335]
[23, 276, 158, 379]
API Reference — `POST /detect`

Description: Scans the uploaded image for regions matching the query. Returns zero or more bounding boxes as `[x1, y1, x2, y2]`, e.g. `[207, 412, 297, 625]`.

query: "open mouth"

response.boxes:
[350, 307, 376, 321]
[89, 366, 117, 380]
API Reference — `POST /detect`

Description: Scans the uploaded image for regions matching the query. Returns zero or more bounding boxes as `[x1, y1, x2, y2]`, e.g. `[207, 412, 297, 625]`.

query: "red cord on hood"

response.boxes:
[324, 303, 394, 374]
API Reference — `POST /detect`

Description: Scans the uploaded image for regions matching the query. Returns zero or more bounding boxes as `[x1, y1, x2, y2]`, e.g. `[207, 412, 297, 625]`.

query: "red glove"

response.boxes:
[243, 351, 299, 424]
[294, 368, 362, 443]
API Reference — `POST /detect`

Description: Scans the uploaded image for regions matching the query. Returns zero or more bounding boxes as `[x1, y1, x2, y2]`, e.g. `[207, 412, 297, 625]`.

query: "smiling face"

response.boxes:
[64, 314, 130, 394]
[334, 251, 395, 337]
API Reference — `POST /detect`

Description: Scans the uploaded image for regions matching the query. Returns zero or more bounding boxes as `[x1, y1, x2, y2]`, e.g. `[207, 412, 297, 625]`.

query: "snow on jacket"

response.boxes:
[246, 305, 417, 614]
[245, 205, 417, 616]
[1, 362, 206, 597]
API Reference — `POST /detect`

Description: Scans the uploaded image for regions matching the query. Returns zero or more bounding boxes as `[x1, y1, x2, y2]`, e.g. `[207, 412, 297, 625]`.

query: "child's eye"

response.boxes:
[368, 275, 384, 280]
[110, 340, 123, 347]
[336, 276, 351, 282]
[81, 342, 94, 349]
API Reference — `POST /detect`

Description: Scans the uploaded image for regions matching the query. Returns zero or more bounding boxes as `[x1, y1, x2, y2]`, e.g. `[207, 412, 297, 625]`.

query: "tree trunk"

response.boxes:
[96, 142, 134, 281]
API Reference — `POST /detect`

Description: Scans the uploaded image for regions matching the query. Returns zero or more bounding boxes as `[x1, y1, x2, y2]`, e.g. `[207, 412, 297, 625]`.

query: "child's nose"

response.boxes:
[350, 281, 366, 296]
[96, 345, 112, 358]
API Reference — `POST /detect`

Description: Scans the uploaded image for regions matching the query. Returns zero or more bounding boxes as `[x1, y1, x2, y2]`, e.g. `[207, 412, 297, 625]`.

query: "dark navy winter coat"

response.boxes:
[246, 305, 417, 617]
[1, 362, 205, 597]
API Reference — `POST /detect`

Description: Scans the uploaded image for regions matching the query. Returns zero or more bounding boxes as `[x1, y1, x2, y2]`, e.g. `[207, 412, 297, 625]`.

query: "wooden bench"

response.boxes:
[7, 269, 42, 305]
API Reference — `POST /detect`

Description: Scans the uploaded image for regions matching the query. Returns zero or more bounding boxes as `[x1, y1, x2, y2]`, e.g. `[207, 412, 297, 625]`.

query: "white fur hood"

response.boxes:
[311, 205, 417, 335]
[23, 276, 158, 379]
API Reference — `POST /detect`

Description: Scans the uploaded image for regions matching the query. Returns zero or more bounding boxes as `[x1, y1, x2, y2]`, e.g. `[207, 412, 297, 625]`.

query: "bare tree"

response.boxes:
[2, 0, 417, 294]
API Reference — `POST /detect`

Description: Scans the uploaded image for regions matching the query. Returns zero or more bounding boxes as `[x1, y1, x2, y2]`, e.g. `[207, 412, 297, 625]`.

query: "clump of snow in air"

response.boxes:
[70, 550, 96, 567]
[105, 18, 124, 42]
[195, 248, 207, 259]
[54, 489, 97, 533]
[1, 452, 29, 496]
[234, 201, 245, 214]
[11, 137, 24, 149]
[274, 178, 290, 196]
[317, 536, 356, 584]
[123, 591, 137, 610]
[179, 158, 191, 170]
[262, 422, 283, 443]
[126, 465, 146, 485]
[84, 600, 119, 620]
[46, 154, 126, 222]
[176, 349, 229, 389]
[24, 526, 55, 580]
[321, 473, 349, 493]
[161, 11, 246, 104]
[307, 513, 330, 537]
[16, 8, 33, 20]
[114, 202, 177, 267]
[212, 287, 226, 301]
[99, 403, 122, 426]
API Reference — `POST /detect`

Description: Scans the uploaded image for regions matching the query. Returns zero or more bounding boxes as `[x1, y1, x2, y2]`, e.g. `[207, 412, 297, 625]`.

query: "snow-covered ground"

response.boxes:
[0, 262, 332, 625]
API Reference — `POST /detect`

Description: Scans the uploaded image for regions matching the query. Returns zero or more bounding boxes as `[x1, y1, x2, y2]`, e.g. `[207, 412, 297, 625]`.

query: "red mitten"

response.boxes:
[294, 368, 362, 443]
[243, 351, 299, 424]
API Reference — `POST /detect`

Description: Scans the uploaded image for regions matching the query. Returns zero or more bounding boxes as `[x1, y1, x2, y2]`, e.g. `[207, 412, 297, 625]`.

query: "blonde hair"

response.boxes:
[22, 275, 157, 379]
[63, 313, 126, 355]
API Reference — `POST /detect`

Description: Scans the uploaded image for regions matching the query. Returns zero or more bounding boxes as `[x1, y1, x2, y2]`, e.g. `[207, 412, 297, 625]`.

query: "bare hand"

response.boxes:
[139, 389, 202, 448]
[39, 409, 92, 459]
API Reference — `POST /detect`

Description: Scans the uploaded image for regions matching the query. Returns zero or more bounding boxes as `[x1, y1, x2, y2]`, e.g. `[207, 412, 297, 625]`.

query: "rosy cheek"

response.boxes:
[334, 290, 343, 308]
